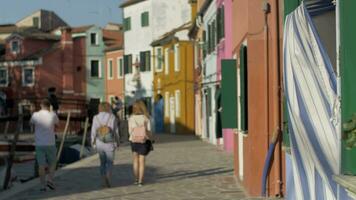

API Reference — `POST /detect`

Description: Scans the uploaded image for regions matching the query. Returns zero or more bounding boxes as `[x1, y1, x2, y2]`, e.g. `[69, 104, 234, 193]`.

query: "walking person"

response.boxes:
[91, 102, 119, 188]
[128, 100, 153, 186]
[30, 99, 59, 191]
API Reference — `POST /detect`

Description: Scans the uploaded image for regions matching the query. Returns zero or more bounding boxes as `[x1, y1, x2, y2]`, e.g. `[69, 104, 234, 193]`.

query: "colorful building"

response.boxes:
[70, 25, 106, 102]
[120, 0, 191, 119]
[224, 0, 285, 197]
[151, 23, 195, 134]
[0, 27, 86, 130]
[104, 46, 124, 103]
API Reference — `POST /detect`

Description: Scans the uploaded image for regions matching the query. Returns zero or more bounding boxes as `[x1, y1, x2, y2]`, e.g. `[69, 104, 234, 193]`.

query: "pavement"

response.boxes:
[1, 134, 248, 200]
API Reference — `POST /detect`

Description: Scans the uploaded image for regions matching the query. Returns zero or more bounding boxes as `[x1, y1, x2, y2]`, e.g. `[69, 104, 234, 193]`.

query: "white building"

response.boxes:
[121, 0, 191, 114]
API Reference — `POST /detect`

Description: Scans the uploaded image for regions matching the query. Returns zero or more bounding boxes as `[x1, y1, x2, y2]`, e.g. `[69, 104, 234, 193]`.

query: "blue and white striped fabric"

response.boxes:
[284, 4, 351, 200]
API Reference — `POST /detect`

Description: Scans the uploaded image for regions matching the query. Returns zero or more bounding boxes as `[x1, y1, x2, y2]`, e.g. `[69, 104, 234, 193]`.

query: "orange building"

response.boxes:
[104, 46, 124, 104]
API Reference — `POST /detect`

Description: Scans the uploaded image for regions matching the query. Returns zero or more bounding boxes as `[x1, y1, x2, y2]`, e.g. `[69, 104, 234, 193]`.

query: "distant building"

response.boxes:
[16, 9, 68, 32]
[120, 0, 191, 117]
[0, 27, 86, 130]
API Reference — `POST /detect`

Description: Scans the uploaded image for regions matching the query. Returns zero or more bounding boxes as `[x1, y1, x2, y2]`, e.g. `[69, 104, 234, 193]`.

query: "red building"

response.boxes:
[0, 27, 86, 127]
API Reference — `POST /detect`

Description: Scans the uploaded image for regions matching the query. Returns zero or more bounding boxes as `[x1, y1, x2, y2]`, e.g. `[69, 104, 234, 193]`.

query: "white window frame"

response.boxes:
[107, 59, 113, 80]
[22, 67, 35, 87]
[117, 57, 123, 79]
[175, 90, 181, 117]
[155, 47, 163, 72]
[90, 32, 99, 45]
[174, 44, 180, 72]
[165, 48, 169, 75]
[0, 68, 9, 87]
[11, 40, 20, 54]
[165, 92, 169, 117]
[90, 59, 101, 78]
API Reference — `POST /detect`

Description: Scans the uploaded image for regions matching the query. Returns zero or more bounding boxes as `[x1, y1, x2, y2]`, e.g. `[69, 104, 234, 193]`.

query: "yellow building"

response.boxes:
[151, 23, 195, 134]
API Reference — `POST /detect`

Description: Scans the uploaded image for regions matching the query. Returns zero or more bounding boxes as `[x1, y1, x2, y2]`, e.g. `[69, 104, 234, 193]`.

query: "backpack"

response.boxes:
[96, 115, 115, 143]
[131, 117, 148, 143]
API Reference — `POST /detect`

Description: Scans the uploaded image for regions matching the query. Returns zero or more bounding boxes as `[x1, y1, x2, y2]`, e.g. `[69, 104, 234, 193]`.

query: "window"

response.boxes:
[90, 60, 100, 78]
[174, 44, 180, 72]
[217, 6, 225, 41]
[90, 33, 98, 45]
[117, 58, 123, 78]
[11, 40, 20, 54]
[107, 59, 113, 80]
[141, 12, 149, 27]
[203, 31, 207, 58]
[0, 68, 8, 86]
[124, 17, 131, 31]
[140, 51, 151, 72]
[175, 90, 181, 117]
[155, 47, 163, 72]
[33, 17, 39, 28]
[165, 48, 169, 75]
[22, 67, 35, 86]
[124, 54, 132, 74]
[165, 92, 169, 117]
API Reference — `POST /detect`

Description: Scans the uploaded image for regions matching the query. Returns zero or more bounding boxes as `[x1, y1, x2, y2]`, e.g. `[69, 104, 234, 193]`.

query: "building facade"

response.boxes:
[121, 0, 191, 117]
[152, 24, 195, 134]
[104, 47, 124, 103]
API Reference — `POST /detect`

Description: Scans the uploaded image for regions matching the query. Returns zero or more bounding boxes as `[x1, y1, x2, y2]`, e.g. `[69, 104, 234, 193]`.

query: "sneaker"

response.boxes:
[40, 187, 47, 192]
[138, 182, 143, 187]
[47, 181, 56, 190]
[134, 179, 139, 185]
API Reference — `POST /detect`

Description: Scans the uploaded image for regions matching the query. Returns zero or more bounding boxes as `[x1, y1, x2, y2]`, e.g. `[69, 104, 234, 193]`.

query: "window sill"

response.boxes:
[333, 175, 356, 197]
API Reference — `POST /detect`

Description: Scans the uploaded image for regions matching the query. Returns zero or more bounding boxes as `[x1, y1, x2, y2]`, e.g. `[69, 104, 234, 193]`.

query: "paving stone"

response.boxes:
[4, 134, 247, 200]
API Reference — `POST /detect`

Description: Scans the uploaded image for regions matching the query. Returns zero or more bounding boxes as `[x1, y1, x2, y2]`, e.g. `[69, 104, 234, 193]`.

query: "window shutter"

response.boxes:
[221, 59, 238, 128]
[146, 51, 151, 71]
[140, 52, 145, 72]
[221, 6, 225, 38]
[240, 45, 248, 131]
[124, 55, 128, 74]
[203, 30, 207, 58]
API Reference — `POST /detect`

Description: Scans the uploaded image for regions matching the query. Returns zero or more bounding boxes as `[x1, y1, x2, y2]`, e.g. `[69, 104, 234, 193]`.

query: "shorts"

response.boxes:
[130, 141, 152, 156]
[36, 145, 57, 166]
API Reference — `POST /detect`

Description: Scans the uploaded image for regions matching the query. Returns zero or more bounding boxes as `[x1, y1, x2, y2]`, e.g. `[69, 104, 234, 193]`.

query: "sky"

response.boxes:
[0, 0, 124, 27]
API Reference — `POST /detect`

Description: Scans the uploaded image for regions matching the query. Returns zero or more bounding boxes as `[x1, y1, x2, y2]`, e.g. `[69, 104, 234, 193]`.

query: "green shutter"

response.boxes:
[141, 12, 149, 27]
[208, 24, 211, 53]
[221, 6, 225, 38]
[221, 59, 238, 128]
[217, 8, 221, 40]
[146, 51, 151, 71]
[203, 30, 207, 58]
[140, 52, 145, 72]
[124, 55, 129, 74]
[341, 0, 356, 175]
[284, 0, 302, 19]
[240, 45, 248, 131]
[124, 17, 131, 31]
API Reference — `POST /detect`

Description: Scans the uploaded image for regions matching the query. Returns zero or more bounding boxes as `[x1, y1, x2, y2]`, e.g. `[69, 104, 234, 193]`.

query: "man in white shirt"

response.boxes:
[30, 99, 59, 191]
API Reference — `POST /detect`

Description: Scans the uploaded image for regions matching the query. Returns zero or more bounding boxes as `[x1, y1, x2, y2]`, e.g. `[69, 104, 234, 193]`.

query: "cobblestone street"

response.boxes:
[4, 134, 247, 200]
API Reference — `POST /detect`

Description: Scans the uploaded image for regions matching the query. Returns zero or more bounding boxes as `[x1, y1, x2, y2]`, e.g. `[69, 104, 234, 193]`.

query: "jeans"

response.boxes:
[98, 149, 115, 176]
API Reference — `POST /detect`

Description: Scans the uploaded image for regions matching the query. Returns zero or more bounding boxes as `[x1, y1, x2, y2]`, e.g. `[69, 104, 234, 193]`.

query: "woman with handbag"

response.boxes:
[128, 100, 153, 186]
[91, 102, 119, 188]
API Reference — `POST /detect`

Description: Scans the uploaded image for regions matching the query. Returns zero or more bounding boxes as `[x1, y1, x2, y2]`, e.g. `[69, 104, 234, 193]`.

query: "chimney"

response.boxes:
[60, 27, 74, 94]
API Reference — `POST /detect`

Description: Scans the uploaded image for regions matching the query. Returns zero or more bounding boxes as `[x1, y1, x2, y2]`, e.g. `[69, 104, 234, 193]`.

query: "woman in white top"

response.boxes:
[128, 100, 152, 186]
[91, 102, 119, 188]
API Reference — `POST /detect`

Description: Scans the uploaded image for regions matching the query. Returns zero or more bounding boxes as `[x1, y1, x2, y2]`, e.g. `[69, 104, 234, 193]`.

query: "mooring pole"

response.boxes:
[79, 117, 89, 158]
[56, 112, 71, 166]
[3, 115, 22, 190]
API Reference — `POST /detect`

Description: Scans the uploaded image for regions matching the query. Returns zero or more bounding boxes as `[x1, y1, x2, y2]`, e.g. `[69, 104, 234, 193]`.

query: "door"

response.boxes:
[169, 96, 176, 133]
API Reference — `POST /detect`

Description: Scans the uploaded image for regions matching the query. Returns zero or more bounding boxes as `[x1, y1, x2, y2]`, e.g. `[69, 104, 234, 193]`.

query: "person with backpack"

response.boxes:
[91, 102, 119, 188]
[128, 100, 153, 186]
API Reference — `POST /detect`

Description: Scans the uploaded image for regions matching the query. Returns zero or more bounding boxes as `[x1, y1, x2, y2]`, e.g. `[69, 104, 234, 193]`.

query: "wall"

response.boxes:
[73, 37, 86, 96]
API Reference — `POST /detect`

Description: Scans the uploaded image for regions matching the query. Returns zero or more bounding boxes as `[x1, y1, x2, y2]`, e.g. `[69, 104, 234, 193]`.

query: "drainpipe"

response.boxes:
[273, 0, 283, 196]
